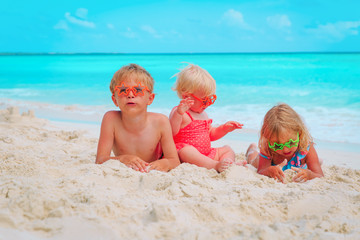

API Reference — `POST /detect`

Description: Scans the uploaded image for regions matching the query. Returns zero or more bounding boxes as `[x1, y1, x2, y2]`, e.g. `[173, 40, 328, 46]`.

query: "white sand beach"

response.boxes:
[1, 106, 360, 240]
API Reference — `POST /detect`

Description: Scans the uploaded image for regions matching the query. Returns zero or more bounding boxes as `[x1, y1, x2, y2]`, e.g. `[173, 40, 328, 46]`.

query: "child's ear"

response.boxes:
[147, 93, 155, 105]
[111, 94, 118, 107]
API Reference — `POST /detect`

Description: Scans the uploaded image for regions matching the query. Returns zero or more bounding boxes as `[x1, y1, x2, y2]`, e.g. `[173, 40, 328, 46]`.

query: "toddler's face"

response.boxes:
[268, 130, 299, 158]
[188, 91, 216, 113]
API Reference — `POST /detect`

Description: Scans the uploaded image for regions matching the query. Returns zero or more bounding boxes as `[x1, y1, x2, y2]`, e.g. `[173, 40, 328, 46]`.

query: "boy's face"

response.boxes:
[112, 79, 154, 113]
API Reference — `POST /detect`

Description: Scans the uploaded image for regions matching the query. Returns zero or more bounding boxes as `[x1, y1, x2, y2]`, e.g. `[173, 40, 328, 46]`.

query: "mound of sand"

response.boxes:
[0, 107, 359, 239]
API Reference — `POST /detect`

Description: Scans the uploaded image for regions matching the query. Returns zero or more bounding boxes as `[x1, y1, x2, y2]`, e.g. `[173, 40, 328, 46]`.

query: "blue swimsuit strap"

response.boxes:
[259, 152, 271, 160]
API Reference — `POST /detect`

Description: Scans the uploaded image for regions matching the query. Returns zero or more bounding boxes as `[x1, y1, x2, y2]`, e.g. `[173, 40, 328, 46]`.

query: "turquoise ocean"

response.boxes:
[1, 53, 360, 146]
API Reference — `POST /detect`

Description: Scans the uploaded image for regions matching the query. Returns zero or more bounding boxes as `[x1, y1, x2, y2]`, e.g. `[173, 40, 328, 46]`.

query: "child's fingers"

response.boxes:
[148, 162, 165, 171]
[275, 174, 284, 183]
[294, 174, 306, 182]
[293, 170, 308, 182]
[291, 167, 300, 172]
[180, 98, 192, 104]
[270, 167, 284, 183]
[277, 169, 285, 183]
[185, 100, 194, 106]
[278, 173, 285, 183]
[228, 122, 244, 129]
[132, 162, 144, 172]
[291, 167, 306, 182]
[132, 159, 148, 172]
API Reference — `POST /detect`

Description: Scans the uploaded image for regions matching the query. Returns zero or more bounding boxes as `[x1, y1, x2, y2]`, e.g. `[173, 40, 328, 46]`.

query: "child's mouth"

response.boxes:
[283, 151, 292, 156]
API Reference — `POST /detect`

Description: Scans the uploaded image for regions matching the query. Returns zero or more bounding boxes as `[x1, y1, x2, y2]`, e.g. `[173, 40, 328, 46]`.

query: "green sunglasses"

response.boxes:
[268, 132, 299, 151]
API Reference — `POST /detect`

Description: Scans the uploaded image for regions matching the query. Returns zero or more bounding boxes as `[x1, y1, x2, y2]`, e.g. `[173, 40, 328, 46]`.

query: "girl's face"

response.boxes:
[268, 129, 299, 158]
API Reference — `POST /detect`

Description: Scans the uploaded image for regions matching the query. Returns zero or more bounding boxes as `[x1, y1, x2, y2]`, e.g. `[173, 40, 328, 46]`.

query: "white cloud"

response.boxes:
[223, 9, 245, 26]
[53, 20, 69, 30]
[65, 12, 95, 28]
[141, 25, 162, 38]
[308, 20, 360, 41]
[267, 14, 291, 29]
[76, 8, 88, 19]
[123, 27, 136, 38]
[222, 9, 255, 31]
[107, 23, 114, 29]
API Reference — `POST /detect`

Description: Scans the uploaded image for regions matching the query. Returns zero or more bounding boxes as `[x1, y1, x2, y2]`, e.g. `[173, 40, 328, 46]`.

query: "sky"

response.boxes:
[1, 0, 360, 53]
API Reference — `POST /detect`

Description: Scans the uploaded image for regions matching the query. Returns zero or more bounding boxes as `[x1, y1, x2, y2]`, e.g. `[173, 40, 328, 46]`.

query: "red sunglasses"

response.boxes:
[190, 93, 217, 107]
[114, 82, 150, 97]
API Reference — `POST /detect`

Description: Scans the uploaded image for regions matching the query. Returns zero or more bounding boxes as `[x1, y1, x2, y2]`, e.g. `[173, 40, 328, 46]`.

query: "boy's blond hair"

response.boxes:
[259, 103, 313, 157]
[173, 63, 216, 98]
[110, 63, 154, 94]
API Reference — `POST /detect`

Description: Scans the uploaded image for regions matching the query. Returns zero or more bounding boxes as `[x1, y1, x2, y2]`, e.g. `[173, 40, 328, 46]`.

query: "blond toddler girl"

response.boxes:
[169, 64, 246, 172]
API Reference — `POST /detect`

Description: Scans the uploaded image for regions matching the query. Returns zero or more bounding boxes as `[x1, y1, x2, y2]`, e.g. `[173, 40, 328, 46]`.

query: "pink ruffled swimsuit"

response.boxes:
[173, 111, 217, 159]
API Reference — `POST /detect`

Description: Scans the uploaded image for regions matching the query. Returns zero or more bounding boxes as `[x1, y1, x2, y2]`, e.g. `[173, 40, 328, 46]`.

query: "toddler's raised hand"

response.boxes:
[223, 121, 244, 132]
[177, 97, 194, 115]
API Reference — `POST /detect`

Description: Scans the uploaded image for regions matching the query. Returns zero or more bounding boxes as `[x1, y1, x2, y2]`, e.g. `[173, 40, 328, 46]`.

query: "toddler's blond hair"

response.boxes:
[173, 63, 216, 98]
[259, 103, 313, 157]
[110, 63, 154, 94]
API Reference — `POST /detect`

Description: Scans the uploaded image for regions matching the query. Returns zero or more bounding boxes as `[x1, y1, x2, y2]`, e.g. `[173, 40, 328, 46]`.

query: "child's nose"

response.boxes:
[283, 146, 290, 152]
[127, 90, 135, 98]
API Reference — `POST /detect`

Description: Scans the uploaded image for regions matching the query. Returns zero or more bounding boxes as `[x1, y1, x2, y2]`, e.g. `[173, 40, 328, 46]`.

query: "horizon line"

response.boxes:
[1, 51, 360, 56]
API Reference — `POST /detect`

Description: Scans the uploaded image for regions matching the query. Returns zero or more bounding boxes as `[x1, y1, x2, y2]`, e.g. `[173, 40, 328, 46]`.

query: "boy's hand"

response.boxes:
[291, 167, 311, 183]
[148, 159, 171, 172]
[119, 155, 149, 172]
[177, 97, 194, 115]
[222, 121, 243, 133]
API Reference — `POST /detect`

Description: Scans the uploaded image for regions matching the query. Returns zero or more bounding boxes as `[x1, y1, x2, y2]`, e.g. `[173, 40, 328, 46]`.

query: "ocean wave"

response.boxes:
[1, 99, 359, 144]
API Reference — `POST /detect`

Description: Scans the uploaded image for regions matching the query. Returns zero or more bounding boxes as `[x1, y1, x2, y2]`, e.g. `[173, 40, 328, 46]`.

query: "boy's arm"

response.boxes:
[96, 112, 115, 164]
[292, 144, 324, 182]
[209, 121, 243, 141]
[149, 115, 180, 171]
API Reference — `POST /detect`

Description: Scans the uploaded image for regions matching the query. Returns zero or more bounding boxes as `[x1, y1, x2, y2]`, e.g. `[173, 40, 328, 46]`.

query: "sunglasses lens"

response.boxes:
[116, 85, 129, 96]
[270, 143, 283, 151]
[288, 140, 298, 148]
[120, 88, 128, 95]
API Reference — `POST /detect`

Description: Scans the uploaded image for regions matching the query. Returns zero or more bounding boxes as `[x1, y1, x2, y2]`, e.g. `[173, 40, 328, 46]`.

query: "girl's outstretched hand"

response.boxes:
[177, 97, 194, 115]
[267, 166, 285, 183]
[223, 121, 244, 132]
[291, 167, 311, 182]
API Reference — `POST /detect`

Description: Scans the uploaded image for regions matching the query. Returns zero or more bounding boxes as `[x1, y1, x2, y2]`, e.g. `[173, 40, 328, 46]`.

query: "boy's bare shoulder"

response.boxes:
[103, 110, 121, 120]
[148, 112, 169, 123]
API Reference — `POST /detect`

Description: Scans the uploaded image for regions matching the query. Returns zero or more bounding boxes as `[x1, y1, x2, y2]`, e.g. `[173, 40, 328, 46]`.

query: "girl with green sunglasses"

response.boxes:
[246, 103, 324, 183]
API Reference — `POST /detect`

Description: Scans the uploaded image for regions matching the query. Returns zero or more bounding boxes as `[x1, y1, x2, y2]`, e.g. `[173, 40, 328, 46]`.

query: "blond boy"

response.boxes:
[96, 64, 180, 172]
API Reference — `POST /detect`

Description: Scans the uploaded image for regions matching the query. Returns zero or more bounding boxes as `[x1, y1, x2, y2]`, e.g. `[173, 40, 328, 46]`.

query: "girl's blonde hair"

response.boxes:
[110, 63, 154, 94]
[259, 103, 312, 157]
[173, 63, 216, 98]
